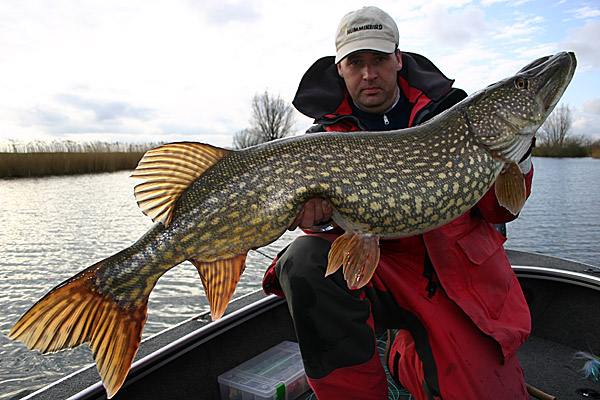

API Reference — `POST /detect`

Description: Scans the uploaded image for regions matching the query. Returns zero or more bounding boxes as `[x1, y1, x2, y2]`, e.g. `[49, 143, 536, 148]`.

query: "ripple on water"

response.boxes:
[1, 159, 599, 398]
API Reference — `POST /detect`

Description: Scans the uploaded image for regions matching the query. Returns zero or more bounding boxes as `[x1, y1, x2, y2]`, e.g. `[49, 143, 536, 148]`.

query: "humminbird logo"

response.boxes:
[346, 24, 383, 35]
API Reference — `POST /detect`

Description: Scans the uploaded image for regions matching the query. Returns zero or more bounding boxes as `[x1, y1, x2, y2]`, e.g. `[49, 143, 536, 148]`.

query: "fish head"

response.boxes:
[464, 51, 577, 162]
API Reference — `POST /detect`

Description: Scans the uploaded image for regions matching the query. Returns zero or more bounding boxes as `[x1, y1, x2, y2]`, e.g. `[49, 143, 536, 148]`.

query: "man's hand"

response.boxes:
[289, 198, 333, 230]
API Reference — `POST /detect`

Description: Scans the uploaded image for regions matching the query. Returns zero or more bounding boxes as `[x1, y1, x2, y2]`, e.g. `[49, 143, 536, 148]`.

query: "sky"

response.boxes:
[0, 0, 599, 149]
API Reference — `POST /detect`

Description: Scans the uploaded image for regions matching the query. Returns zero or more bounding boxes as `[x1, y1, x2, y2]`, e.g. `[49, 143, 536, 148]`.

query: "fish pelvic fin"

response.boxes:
[190, 253, 247, 321]
[495, 162, 527, 215]
[131, 142, 231, 227]
[327, 232, 380, 289]
[8, 261, 148, 399]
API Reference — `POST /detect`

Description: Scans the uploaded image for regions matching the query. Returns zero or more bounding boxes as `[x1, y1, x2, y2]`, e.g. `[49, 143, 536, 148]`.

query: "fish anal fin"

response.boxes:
[191, 253, 247, 321]
[9, 262, 148, 399]
[131, 142, 232, 227]
[327, 232, 380, 290]
[495, 162, 527, 215]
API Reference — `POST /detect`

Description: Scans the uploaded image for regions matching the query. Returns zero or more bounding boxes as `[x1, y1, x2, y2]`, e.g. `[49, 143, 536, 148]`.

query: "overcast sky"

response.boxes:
[1, 0, 599, 148]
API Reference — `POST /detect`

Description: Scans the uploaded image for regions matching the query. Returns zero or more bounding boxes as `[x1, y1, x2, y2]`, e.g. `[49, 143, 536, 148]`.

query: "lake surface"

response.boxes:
[0, 157, 598, 399]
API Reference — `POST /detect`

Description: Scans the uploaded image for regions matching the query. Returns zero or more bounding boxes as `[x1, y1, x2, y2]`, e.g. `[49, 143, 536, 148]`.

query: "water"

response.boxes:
[0, 157, 598, 399]
[504, 157, 600, 266]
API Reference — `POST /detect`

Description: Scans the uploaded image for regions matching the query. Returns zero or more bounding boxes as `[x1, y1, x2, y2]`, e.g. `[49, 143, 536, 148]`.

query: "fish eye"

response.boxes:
[515, 78, 528, 89]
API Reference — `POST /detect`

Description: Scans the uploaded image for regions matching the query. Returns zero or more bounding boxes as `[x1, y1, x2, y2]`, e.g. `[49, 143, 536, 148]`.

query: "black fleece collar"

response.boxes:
[292, 52, 455, 120]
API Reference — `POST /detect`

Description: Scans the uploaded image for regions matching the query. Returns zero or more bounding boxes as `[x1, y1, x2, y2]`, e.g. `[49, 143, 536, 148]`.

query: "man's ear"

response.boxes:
[396, 51, 403, 72]
[337, 62, 344, 77]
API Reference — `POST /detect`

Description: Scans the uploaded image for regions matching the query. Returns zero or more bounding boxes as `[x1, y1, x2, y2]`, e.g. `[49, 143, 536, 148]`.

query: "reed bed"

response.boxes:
[0, 140, 162, 178]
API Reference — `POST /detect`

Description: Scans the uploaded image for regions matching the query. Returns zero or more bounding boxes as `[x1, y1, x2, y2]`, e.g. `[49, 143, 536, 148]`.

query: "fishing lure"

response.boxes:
[575, 351, 600, 381]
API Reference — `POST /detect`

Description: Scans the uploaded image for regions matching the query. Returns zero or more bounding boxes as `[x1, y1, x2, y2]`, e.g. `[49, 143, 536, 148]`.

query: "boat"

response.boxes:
[18, 249, 600, 400]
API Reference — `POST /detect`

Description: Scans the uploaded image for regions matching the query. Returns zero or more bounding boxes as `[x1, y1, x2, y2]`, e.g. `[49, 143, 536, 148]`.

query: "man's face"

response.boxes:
[337, 50, 402, 114]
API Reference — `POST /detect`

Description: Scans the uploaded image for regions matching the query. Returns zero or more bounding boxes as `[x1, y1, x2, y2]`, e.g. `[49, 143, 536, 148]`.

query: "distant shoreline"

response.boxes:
[0, 140, 162, 178]
[1, 141, 598, 179]
[0, 151, 147, 178]
[532, 145, 600, 159]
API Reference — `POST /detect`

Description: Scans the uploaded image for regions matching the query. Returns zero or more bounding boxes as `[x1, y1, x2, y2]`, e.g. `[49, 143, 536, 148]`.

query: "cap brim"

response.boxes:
[335, 39, 397, 64]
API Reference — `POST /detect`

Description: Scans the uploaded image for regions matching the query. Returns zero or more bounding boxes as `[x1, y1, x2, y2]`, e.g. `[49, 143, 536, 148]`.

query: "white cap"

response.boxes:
[335, 6, 399, 64]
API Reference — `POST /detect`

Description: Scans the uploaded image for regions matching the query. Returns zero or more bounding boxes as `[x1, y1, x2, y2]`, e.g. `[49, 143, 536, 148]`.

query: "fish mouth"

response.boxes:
[534, 52, 577, 112]
[482, 52, 576, 163]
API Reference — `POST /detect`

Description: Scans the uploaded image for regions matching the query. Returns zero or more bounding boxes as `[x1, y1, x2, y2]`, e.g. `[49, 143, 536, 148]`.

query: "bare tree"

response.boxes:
[232, 128, 262, 149]
[538, 104, 572, 147]
[232, 90, 296, 149]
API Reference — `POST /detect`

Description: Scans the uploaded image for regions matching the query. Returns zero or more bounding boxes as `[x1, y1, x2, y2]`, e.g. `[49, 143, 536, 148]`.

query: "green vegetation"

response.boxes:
[532, 138, 600, 158]
[0, 140, 161, 178]
[533, 104, 600, 159]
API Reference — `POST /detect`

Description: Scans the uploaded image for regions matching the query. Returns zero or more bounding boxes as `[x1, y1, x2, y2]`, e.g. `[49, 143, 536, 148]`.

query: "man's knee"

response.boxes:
[275, 235, 331, 289]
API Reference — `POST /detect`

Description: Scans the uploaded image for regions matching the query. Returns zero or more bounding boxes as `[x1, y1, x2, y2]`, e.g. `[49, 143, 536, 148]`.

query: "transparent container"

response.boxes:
[218, 341, 308, 400]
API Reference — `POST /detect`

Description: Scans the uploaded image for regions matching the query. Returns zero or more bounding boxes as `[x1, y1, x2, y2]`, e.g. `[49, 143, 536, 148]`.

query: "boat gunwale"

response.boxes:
[513, 264, 600, 291]
[19, 250, 600, 400]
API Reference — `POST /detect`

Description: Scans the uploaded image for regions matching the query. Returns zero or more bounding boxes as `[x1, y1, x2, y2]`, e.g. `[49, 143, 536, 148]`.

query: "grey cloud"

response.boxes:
[19, 94, 156, 136]
[24, 106, 70, 127]
[55, 93, 154, 122]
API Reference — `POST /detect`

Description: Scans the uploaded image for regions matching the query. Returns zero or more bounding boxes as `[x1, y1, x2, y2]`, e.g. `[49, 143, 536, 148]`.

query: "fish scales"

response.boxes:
[96, 119, 500, 306]
[100, 125, 498, 300]
[9, 52, 576, 399]
[196, 125, 492, 235]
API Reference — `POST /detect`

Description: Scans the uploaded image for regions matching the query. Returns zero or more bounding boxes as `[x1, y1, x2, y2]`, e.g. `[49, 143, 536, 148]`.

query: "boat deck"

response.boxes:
[21, 250, 600, 400]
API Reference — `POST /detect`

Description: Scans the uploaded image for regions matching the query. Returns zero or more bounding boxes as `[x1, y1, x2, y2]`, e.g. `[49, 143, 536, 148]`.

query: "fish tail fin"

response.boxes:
[9, 260, 148, 399]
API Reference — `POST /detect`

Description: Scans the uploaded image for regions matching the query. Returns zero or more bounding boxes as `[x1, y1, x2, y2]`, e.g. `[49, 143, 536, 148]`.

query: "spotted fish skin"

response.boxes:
[9, 52, 576, 398]
[97, 126, 499, 303]
[181, 126, 497, 242]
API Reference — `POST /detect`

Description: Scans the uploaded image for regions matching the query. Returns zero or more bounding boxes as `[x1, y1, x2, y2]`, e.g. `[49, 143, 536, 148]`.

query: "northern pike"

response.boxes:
[10, 52, 576, 397]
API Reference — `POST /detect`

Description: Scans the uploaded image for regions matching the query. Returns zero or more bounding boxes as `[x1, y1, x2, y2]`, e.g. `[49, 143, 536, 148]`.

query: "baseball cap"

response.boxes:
[335, 6, 399, 64]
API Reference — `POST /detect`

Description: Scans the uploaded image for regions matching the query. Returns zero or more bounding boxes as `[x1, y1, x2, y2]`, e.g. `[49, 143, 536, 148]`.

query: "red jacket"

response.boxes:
[264, 52, 532, 360]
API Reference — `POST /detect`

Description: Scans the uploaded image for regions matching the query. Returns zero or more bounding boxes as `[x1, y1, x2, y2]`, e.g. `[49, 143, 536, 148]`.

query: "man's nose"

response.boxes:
[362, 64, 377, 80]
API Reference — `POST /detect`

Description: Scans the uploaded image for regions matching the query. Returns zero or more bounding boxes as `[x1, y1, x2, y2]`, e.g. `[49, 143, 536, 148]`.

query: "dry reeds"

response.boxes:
[0, 140, 162, 178]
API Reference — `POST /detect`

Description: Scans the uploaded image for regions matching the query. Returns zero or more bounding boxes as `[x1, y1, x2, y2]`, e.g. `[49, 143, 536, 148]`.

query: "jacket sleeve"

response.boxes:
[475, 165, 534, 224]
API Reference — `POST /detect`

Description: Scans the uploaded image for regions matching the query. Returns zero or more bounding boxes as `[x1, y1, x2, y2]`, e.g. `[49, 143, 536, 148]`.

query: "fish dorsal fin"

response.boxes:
[495, 162, 527, 215]
[327, 232, 380, 289]
[131, 142, 231, 226]
[190, 253, 247, 321]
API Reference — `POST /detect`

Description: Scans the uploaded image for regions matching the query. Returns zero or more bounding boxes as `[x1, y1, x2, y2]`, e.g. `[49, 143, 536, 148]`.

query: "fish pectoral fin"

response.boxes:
[131, 142, 232, 227]
[191, 253, 247, 321]
[495, 162, 527, 215]
[327, 232, 380, 290]
[9, 260, 148, 399]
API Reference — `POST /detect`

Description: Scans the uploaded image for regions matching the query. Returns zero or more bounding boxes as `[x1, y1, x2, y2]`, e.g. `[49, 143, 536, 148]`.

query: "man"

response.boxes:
[263, 6, 533, 399]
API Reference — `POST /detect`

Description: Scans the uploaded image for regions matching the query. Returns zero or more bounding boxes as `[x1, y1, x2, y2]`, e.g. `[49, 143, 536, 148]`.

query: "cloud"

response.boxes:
[569, 6, 600, 20]
[584, 98, 600, 115]
[571, 105, 600, 140]
[191, 0, 261, 24]
[426, 5, 488, 47]
[55, 93, 154, 122]
[17, 93, 156, 137]
[492, 15, 544, 41]
[561, 21, 600, 68]
[480, 0, 535, 5]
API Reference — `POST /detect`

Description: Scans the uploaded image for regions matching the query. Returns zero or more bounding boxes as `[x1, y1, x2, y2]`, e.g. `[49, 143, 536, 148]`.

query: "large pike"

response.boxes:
[10, 52, 576, 397]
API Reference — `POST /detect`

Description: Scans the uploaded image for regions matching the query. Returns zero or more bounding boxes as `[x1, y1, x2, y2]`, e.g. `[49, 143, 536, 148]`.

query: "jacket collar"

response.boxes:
[292, 52, 455, 120]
